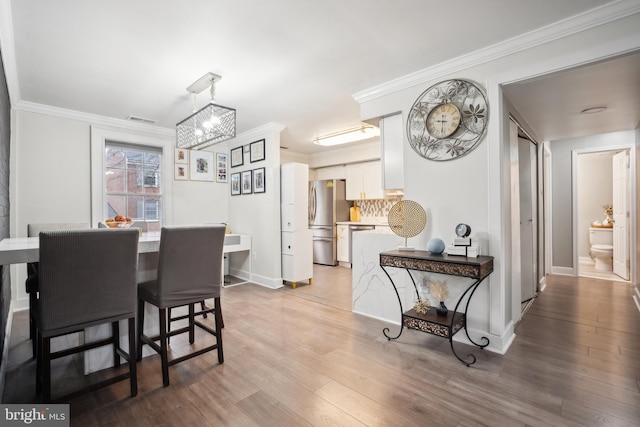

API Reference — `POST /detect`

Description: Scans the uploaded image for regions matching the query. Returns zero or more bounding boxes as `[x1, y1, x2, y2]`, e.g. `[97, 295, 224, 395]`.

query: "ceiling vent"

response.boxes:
[126, 115, 156, 124]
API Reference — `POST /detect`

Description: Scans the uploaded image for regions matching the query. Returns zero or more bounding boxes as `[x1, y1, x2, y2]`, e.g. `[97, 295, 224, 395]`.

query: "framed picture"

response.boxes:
[190, 150, 215, 181]
[174, 164, 188, 181]
[253, 167, 265, 193]
[230, 172, 241, 195]
[231, 146, 244, 168]
[250, 139, 265, 163]
[241, 170, 252, 194]
[174, 147, 189, 164]
[216, 153, 228, 183]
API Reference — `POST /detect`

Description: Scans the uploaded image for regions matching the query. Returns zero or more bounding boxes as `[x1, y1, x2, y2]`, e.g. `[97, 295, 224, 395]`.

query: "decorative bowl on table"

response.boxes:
[104, 217, 133, 228]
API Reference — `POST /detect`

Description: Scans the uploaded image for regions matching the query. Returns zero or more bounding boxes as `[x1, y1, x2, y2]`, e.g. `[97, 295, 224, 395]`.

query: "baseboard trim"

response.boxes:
[0, 300, 14, 402]
[551, 266, 575, 276]
[634, 287, 640, 314]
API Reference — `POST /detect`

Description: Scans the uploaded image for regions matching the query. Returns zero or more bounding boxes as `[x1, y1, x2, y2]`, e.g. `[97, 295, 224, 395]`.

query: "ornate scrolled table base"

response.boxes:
[380, 250, 494, 366]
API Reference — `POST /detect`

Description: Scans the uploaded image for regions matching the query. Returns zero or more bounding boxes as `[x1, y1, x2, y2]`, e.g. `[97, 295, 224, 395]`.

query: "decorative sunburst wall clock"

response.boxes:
[406, 79, 488, 161]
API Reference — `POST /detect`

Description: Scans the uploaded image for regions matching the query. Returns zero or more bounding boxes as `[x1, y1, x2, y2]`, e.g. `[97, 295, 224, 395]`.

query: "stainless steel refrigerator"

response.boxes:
[308, 179, 349, 265]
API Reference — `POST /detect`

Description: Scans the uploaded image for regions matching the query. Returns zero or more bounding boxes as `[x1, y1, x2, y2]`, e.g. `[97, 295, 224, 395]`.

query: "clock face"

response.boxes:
[455, 223, 471, 238]
[426, 103, 461, 139]
[407, 79, 488, 161]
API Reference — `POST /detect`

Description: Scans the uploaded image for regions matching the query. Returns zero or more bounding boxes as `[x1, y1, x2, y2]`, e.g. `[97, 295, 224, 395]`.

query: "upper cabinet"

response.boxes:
[380, 113, 404, 190]
[346, 161, 384, 200]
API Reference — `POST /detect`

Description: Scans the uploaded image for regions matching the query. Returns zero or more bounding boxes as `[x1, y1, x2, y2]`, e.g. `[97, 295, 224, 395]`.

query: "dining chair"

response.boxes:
[26, 222, 90, 357]
[35, 228, 139, 402]
[137, 224, 225, 387]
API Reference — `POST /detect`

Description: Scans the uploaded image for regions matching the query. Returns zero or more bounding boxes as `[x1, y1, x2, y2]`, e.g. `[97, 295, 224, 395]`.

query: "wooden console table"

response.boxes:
[379, 250, 494, 366]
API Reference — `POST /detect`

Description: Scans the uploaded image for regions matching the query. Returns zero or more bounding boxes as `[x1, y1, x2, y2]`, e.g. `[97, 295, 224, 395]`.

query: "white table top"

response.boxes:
[0, 232, 249, 265]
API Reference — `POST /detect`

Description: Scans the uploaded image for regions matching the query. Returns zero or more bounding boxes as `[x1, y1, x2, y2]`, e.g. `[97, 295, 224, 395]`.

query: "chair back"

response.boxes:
[155, 225, 226, 307]
[27, 223, 90, 276]
[37, 228, 139, 336]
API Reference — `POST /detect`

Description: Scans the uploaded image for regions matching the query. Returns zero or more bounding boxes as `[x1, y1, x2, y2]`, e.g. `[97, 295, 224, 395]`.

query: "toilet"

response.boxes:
[589, 227, 613, 271]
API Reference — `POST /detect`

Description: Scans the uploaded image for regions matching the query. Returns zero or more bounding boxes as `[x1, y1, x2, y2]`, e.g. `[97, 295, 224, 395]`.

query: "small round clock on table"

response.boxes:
[455, 223, 471, 238]
[407, 79, 488, 161]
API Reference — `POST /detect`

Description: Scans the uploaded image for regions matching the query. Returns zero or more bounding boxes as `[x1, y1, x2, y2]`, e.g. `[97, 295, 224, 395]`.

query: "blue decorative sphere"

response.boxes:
[427, 238, 445, 254]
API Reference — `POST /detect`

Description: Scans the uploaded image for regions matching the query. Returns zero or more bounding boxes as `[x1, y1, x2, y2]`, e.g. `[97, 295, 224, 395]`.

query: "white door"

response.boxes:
[612, 150, 629, 280]
[519, 137, 537, 303]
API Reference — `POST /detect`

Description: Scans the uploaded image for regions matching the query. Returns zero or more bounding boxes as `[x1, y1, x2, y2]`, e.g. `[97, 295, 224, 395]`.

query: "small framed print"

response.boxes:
[231, 146, 244, 168]
[250, 139, 265, 163]
[174, 164, 188, 181]
[241, 170, 252, 194]
[175, 147, 189, 164]
[190, 150, 215, 181]
[216, 153, 228, 183]
[230, 172, 241, 195]
[253, 167, 265, 193]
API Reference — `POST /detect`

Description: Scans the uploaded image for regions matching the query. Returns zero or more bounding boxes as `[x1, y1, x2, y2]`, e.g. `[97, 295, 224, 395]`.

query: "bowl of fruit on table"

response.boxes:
[104, 215, 133, 228]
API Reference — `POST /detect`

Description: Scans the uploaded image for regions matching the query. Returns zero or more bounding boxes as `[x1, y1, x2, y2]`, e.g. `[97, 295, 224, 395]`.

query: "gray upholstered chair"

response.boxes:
[26, 222, 90, 357]
[35, 228, 139, 402]
[137, 224, 225, 387]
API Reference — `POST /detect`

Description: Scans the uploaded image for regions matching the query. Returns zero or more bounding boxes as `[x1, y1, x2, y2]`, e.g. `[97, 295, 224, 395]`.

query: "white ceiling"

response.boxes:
[6, 0, 636, 154]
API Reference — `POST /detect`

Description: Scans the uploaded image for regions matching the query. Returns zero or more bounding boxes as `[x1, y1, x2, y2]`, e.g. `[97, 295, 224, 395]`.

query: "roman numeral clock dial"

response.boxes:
[426, 103, 461, 139]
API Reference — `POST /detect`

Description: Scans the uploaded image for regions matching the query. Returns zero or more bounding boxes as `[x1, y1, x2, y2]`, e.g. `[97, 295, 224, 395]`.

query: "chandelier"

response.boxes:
[176, 72, 236, 150]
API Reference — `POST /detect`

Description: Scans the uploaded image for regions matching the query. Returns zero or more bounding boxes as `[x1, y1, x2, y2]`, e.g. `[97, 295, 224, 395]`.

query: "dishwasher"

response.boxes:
[348, 224, 375, 266]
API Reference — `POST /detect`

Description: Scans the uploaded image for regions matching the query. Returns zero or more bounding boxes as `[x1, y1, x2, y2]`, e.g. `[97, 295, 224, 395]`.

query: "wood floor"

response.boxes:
[3, 266, 640, 426]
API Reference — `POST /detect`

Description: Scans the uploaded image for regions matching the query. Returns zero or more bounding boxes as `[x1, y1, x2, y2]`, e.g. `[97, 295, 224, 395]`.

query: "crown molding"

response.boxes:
[230, 122, 286, 146]
[14, 100, 175, 138]
[353, 0, 640, 104]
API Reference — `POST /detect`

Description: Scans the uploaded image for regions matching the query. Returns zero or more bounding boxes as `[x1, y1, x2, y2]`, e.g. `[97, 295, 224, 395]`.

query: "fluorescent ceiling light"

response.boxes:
[314, 125, 380, 146]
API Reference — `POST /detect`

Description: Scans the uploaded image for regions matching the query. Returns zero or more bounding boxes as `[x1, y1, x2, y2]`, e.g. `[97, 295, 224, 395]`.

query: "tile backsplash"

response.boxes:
[354, 196, 403, 218]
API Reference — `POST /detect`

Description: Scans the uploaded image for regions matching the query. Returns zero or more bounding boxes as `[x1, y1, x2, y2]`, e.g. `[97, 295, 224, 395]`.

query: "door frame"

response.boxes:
[571, 144, 636, 281]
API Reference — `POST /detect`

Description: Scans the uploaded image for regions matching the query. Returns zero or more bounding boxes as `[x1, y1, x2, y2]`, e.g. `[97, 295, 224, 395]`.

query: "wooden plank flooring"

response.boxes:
[2, 267, 640, 426]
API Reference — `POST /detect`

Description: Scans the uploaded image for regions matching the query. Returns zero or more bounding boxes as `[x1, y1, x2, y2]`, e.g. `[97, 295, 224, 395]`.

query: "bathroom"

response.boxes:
[577, 148, 630, 282]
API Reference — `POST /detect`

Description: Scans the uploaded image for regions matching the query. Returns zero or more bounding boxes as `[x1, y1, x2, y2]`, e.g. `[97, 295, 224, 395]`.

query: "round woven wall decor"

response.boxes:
[388, 200, 427, 249]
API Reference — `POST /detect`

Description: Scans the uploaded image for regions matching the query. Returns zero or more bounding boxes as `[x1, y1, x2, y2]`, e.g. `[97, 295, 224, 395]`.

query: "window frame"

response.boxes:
[90, 126, 174, 229]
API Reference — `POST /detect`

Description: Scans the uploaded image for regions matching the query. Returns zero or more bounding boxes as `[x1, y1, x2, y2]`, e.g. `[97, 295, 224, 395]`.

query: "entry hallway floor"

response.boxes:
[3, 268, 640, 426]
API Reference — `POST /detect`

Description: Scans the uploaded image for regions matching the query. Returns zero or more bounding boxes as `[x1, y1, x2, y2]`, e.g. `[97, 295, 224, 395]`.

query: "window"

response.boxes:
[105, 141, 163, 230]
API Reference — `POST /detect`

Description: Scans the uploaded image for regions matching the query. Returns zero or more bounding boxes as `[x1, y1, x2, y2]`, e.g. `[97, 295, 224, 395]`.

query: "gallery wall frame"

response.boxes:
[253, 167, 265, 193]
[241, 170, 252, 194]
[231, 146, 244, 168]
[190, 150, 214, 181]
[216, 152, 228, 183]
[230, 172, 241, 195]
[250, 139, 265, 163]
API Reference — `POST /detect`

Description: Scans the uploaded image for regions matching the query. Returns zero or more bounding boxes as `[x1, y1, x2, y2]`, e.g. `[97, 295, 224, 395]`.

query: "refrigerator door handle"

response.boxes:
[308, 182, 317, 224]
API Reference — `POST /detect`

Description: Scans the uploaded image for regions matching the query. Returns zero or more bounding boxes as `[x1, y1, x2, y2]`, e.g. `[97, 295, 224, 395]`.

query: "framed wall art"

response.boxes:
[174, 147, 189, 164]
[241, 170, 252, 194]
[216, 152, 228, 183]
[190, 150, 214, 181]
[174, 164, 188, 181]
[230, 172, 241, 195]
[231, 146, 244, 168]
[253, 167, 265, 193]
[250, 139, 265, 163]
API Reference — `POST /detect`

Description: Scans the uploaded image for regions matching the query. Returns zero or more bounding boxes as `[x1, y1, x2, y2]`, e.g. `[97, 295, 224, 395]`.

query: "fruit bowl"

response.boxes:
[104, 221, 132, 229]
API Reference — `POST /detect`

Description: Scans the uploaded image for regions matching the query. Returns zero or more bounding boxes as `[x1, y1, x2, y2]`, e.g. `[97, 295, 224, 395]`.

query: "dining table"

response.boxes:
[0, 231, 251, 374]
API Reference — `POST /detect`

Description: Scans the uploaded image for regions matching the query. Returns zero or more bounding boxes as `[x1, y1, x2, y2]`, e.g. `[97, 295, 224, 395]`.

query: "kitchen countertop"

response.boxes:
[337, 219, 389, 226]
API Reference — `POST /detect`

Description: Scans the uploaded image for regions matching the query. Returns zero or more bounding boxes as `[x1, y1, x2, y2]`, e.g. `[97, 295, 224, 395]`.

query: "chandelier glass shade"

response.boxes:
[176, 72, 236, 150]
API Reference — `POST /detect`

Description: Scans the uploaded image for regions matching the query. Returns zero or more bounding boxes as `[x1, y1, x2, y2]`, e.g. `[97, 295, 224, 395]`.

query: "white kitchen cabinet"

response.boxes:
[381, 113, 404, 190]
[280, 163, 313, 288]
[337, 224, 349, 263]
[316, 165, 346, 181]
[345, 161, 384, 200]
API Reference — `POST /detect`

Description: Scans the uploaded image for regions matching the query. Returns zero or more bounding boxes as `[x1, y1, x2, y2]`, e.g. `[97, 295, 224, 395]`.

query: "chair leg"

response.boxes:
[188, 304, 195, 344]
[29, 292, 37, 358]
[127, 317, 138, 397]
[200, 300, 207, 318]
[112, 321, 121, 368]
[35, 331, 42, 393]
[137, 299, 145, 361]
[215, 297, 224, 364]
[42, 337, 51, 403]
[159, 307, 170, 387]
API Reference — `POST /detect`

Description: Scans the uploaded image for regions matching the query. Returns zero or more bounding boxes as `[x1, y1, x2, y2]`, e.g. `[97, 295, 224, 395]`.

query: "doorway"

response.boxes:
[575, 148, 631, 282]
[510, 119, 540, 313]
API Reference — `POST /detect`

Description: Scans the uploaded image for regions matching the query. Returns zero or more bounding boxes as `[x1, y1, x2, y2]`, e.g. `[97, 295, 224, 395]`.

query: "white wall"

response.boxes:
[355, 10, 640, 353]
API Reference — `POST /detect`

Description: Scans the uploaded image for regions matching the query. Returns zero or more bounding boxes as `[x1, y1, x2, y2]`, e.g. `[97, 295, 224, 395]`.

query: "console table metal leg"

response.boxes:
[460, 278, 490, 349]
[380, 266, 404, 340]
